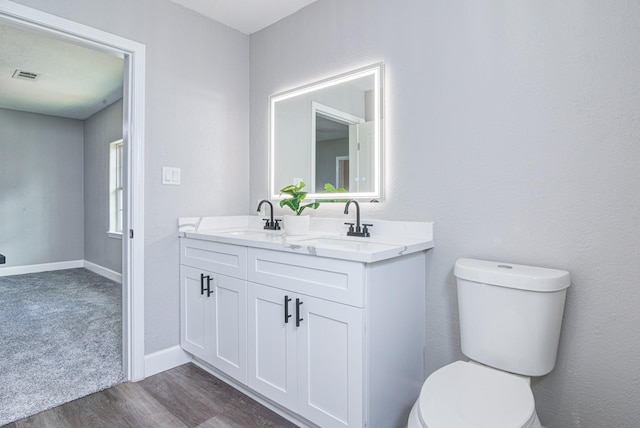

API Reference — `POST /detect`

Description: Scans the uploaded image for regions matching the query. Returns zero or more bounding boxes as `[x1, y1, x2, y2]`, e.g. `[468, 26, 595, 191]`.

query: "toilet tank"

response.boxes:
[454, 258, 570, 377]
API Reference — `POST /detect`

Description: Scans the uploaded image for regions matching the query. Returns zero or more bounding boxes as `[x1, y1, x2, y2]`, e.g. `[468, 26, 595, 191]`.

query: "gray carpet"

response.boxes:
[0, 268, 125, 425]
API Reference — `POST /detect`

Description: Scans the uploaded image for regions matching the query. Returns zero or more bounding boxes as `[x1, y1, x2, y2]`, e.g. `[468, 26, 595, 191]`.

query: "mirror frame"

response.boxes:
[269, 63, 383, 201]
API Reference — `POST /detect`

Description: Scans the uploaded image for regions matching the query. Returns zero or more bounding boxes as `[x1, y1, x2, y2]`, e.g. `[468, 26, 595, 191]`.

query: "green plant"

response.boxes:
[279, 181, 320, 215]
[322, 183, 346, 193]
[322, 183, 348, 202]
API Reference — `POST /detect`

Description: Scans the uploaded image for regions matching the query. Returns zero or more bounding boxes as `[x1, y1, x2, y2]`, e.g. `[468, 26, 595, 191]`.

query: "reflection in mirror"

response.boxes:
[270, 63, 383, 201]
[313, 102, 365, 193]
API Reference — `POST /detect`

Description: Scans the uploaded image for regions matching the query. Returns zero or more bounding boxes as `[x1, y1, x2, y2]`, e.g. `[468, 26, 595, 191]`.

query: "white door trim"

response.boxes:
[310, 101, 364, 193]
[0, 0, 146, 381]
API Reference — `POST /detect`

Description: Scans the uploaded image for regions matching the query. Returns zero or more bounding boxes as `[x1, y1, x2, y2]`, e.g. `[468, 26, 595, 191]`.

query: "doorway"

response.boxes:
[0, 1, 145, 381]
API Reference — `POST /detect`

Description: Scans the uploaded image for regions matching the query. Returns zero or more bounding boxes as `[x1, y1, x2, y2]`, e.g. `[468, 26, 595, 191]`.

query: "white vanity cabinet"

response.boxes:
[247, 249, 364, 428]
[179, 239, 248, 384]
[245, 247, 426, 428]
[179, 232, 429, 428]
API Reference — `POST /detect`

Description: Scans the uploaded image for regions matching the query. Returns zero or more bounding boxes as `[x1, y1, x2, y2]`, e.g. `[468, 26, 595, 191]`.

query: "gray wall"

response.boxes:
[250, 1, 640, 427]
[0, 108, 84, 266]
[7, 1, 638, 426]
[84, 99, 123, 273]
[10, 0, 250, 354]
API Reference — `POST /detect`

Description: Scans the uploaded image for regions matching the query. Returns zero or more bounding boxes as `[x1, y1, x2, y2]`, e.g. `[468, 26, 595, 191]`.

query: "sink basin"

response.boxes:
[223, 230, 264, 236]
[292, 237, 397, 251]
[181, 215, 434, 263]
[218, 229, 283, 239]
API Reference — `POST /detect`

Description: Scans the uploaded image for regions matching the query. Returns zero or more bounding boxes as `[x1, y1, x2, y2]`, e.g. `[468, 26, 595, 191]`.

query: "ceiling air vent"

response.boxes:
[12, 69, 40, 81]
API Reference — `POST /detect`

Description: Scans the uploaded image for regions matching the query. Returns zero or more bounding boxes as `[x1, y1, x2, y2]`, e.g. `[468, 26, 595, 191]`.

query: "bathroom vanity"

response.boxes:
[178, 216, 433, 428]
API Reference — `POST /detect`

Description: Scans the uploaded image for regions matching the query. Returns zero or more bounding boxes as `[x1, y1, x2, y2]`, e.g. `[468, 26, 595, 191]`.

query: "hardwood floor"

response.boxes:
[3, 364, 298, 428]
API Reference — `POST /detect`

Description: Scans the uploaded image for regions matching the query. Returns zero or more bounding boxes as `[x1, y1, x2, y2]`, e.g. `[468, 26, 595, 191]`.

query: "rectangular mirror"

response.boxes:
[269, 63, 383, 201]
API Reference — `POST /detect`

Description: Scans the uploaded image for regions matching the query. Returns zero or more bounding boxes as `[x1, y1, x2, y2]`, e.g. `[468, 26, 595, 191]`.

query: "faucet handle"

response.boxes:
[344, 222, 355, 233]
[362, 223, 373, 237]
[273, 219, 282, 230]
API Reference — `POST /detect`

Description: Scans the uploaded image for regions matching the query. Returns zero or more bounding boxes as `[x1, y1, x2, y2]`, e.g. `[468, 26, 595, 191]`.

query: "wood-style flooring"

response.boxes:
[3, 363, 298, 428]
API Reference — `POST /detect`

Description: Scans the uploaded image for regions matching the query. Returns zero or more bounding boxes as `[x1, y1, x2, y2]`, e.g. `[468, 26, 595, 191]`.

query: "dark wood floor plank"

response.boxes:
[2, 408, 68, 428]
[64, 382, 187, 428]
[137, 364, 229, 426]
[195, 415, 237, 428]
[4, 363, 297, 428]
[139, 363, 296, 428]
[213, 389, 298, 428]
[9, 382, 187, 428]
[197, 403, 299, 428]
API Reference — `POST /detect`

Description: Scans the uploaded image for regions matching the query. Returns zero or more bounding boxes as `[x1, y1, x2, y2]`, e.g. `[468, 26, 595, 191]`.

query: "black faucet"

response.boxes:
[344, 199, 372, 237]
[257, 200, 281, 230]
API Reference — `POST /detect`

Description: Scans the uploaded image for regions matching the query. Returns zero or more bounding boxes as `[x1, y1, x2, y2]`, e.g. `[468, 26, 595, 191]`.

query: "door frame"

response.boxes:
[310, 101, 363, 192]
[0, 0, 146, 380]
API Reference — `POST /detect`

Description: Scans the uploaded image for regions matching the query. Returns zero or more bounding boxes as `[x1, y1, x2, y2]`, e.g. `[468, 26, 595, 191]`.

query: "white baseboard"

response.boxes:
[144, 345, 192, 378]
[83, 260, 122, 284]
[0, 260, 83, 277]
[0, 259, 123, 284]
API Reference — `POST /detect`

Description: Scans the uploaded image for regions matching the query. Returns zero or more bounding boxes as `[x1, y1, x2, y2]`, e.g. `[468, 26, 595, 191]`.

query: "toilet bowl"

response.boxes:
[407, 361, 541, 428]
[407, 258, 570, 428]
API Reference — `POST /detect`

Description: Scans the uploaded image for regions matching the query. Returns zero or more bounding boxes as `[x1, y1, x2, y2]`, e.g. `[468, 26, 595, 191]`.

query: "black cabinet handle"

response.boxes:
[284, 295, 292, 323]
[295, 298, 304, 327]
[200, 273, 206, 295]
[206, 275, 214, 297]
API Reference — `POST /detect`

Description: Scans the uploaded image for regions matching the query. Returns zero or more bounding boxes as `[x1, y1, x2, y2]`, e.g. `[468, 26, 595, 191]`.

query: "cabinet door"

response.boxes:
[297, 295, 364, 428]
[247, 283, 297, 410]
[209, 273, 247, 384]
[180, 265, 213, 361]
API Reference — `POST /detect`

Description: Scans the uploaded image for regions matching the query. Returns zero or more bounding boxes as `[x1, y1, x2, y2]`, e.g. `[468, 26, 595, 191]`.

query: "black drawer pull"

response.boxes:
[296, 298, 304, 327]
[206, 275, 214, 297]
[284, 295, 292, 323]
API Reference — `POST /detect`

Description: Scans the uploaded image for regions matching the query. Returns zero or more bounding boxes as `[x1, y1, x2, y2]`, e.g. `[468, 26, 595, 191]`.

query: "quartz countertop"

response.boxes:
[178, 216, 434, 263]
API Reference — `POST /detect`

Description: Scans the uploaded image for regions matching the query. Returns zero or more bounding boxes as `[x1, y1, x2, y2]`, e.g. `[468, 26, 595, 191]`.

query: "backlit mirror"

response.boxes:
[269, 63, 383, 201]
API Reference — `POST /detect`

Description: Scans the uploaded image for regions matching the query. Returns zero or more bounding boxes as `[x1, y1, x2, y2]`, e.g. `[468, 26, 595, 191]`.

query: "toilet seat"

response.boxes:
[417, 361, 537, 428]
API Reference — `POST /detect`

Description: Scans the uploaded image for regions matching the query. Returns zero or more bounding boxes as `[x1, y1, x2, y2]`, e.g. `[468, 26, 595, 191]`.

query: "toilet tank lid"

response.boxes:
[454, 258, 570, 292]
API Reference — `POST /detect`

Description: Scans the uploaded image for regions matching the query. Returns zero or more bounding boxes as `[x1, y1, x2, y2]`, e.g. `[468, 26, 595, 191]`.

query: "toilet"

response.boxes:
[408, 258, 570, 428]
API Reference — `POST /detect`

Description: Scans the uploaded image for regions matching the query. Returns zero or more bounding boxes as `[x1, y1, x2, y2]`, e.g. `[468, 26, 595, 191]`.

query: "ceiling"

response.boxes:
[171, 0, 318, 34]
[0, 1, 316, 120]
[0, 22, 124, 120]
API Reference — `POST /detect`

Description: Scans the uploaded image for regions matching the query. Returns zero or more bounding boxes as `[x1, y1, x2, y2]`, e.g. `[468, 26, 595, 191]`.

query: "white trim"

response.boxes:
[107, 231, 123, 239]
[0, 0, 146, 382]
[0, 260, 83, 277]
[144, 346, 192, 378]
[311, 101, 364, 192]
[83, 260, 122, 284]
[336, 155, 349, 189]
[0, 259, 122, 283]
[313, 101, 365, 124]
[124, 44, 146, 380]
[109, 139, 124, 234]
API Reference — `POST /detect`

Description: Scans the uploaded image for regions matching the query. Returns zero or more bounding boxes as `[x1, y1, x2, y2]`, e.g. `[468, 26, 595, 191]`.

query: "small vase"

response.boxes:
[284, 215, 310, 236]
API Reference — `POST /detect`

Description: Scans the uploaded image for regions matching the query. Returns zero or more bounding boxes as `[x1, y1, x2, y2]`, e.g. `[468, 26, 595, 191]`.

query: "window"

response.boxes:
[109, 139, 124, 236]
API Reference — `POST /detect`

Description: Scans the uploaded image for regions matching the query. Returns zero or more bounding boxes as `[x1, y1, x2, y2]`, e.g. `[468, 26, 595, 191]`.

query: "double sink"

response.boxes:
[184, 230, 421, 263]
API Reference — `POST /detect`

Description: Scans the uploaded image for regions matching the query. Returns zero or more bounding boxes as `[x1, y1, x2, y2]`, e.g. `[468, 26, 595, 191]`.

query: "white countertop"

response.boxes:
[178, 216, 434, 263]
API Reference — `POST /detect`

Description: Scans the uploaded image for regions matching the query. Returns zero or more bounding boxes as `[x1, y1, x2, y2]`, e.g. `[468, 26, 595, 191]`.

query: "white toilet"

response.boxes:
[408, 258, 571, 428]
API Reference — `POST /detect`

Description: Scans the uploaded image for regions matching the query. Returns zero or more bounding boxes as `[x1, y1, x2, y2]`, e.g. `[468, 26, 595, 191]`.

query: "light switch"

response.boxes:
[162, 167, 181, 185]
